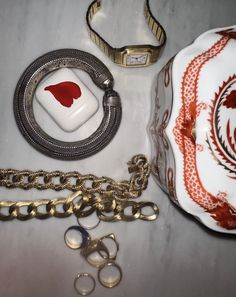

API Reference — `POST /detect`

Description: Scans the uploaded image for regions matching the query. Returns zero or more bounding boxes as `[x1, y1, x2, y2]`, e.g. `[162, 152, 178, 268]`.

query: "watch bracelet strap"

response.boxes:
[87, 0, 118, 62]
[86, 0, 166, 65]
[144, 0, 166, 61]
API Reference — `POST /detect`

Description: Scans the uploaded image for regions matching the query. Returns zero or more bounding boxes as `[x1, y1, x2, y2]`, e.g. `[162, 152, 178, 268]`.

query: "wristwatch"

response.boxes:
[86, 0, 167, 67]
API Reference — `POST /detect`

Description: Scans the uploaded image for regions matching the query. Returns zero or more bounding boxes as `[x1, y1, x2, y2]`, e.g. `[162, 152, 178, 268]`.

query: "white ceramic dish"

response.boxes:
[150, 25, 236, 233]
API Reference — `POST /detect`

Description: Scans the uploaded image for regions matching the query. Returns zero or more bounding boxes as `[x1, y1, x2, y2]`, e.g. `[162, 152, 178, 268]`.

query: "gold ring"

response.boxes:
[74, 273, 96, 296]
[80, 239, 110, 268]
[98, 261, 122, 288]
[98, 233, 119, 260]
[64, 226, 90, 250]
[77, 213, 101, 230]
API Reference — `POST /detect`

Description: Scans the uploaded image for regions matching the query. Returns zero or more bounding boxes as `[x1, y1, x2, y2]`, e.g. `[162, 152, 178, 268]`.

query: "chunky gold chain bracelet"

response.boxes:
[0, 155, 159, 221]
[0, 155, 150, 197]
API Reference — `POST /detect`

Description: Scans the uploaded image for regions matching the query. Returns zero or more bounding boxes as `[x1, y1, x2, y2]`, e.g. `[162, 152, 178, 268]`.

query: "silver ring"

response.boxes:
[14, 49, 122, 160]
[74, 273, 96, 296]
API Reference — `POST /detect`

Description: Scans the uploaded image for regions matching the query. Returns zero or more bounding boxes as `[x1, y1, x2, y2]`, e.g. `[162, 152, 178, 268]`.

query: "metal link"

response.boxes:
[46, 198, 72, 218]
[117, 201, 141, 222]
[9, 201, 33, 221]
[0, 154, 149, 198]
[28, 200, 52, 220]
[133, 201, 160, 221]
[0, 201, 15, 221]
[0, 191, 159, 222]
[0, 155, 159, 222]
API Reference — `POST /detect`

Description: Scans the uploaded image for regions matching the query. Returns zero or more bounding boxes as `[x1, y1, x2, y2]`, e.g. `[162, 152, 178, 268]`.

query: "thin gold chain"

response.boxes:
[0, 155, 159, 221]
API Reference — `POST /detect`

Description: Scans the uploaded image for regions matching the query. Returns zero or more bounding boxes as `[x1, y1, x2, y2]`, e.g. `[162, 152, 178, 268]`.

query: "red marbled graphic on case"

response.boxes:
[173, 29, 236, 229]
[45, 81, 82, 108]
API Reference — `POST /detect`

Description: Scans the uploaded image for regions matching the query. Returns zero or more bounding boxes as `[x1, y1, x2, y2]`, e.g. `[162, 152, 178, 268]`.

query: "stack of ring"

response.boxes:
[64, 225, 122, 292]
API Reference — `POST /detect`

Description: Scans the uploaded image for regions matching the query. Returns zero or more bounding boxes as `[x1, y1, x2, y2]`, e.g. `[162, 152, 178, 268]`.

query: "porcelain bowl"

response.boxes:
[149, 25, 236, 233]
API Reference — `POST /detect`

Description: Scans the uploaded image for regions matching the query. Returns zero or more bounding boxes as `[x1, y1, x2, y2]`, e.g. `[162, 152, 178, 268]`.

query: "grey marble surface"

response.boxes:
[0, 0, 236, 296]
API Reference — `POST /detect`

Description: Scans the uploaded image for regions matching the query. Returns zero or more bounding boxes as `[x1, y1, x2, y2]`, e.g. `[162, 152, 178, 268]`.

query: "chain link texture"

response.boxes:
[0, 155, 159, 221]
[14, 49, 122, 160]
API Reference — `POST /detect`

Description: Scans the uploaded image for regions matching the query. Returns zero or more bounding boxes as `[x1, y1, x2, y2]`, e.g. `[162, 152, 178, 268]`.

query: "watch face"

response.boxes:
[126, 54, 148, 66]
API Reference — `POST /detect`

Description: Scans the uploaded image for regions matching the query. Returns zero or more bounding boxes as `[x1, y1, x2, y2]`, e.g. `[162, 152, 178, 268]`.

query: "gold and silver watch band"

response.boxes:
[86, 0, 167, 67]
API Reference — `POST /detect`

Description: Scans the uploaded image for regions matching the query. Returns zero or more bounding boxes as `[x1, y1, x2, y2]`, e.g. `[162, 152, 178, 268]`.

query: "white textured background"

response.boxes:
[0, 0, 235, 297]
